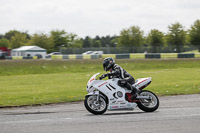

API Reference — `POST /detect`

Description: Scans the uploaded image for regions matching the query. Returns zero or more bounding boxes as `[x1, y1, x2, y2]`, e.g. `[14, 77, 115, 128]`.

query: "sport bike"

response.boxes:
[84, 73, 159, 115]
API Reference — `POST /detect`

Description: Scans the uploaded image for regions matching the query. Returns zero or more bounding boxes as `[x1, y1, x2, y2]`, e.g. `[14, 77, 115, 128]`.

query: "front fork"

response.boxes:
[86, 90, 100, 101]
[86, 91, 108, 105]
[96, 94, 100, 101]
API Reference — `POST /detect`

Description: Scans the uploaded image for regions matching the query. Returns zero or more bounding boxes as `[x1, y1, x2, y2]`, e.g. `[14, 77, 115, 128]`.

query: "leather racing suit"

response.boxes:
[103, 64, 137, 96]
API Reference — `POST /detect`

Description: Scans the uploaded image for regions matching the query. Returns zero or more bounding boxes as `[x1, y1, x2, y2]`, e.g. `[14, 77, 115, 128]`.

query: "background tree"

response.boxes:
[82, 36, 92, 48]
[100, 35, 118, 47]
[9, 32, 29, 49]
[189, 20, 200, 52]
[66, 33, 83, 48]
[118, 26, 144, 52]
[4, 30, 21, 40]
[0, 38, 10, 47]
[166, 22, 186, 53]
[147, 29, 164, 53]
[92, 40, 101, 47]
[69, 39, 83, 48]
[0, 34, 3, 39]
[29, 33, 55, 52]
[50, 30, 69, 50]
[92, 36, 101, 47]
[4, 30, 30, 40]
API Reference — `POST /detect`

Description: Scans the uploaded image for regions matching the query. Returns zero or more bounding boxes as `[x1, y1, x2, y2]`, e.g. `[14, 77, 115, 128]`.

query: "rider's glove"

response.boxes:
[99, 74, 108, 80]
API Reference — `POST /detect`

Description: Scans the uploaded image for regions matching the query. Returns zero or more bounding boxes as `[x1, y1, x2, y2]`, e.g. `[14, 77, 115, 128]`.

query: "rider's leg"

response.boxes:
[124, 82, 137, 99]
[125, 77, 139, 100]
[118, 78, 138, 100]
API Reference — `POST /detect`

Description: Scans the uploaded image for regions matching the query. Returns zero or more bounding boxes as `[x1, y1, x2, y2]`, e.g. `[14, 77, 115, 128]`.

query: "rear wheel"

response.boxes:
[84, 95, 107, 115]
[137, 90, 159, 112]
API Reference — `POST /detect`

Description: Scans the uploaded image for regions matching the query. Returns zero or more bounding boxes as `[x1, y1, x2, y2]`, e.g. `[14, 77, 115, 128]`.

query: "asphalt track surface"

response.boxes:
[0, 94, 200, 133]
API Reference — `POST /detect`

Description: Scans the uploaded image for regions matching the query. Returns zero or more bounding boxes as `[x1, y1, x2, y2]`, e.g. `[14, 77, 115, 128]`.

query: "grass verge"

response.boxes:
[0, 59, 200, 107]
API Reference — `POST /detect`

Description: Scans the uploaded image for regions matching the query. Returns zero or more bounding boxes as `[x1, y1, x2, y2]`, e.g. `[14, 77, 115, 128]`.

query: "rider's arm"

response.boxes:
[100, 69, 120, 79]
[107, 67, 120, 77]
[100, 65, 121, 79]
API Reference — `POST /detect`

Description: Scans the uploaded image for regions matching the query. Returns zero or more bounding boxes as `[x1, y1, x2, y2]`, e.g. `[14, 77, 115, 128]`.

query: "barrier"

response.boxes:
[76, 55, 82, 59]
[4, 56, 38, 60]
[101, 54, 116, 59]
[51, 55, 101, 60]
[62, 55, 69, 59]
[83, 55, 91, 59]
[195, 53, 200, 58]
[130, 53, 145, 59]
[68, 55, 77, 59]
[145, 53, 160, 59]
[12, 56, 23, 60]
[178, 53, 194, 58]
[116, 54, 130, 59]
[5, 56, 12, 60]
[23, 56, 33, 59]
[161, 53, 177, 58]
[91, 55, 100, 59]
[51, 55, 62, 59]
[3, 53, 200, 60]
[51, 53, 200, 60]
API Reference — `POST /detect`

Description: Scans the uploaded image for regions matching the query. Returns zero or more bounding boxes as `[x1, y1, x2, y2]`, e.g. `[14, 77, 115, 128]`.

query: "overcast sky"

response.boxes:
[0, 0, 200, 37]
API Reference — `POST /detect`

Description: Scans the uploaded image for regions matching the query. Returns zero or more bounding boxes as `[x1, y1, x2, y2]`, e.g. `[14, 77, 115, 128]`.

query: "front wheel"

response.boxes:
[84, 95, 108, 115]
[137, 90, 159, 112]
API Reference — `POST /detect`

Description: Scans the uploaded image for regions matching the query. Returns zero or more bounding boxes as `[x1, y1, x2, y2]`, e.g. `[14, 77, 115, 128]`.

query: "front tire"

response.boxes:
[137, 90, 159, 112]
[84, 95, 108, 115]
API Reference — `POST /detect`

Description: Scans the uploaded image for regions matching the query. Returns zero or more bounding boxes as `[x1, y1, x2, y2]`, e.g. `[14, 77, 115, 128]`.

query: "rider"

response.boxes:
[100, 57, 138, 100]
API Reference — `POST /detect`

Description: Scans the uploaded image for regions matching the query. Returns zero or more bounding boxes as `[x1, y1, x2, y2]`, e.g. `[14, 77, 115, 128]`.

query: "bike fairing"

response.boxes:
[85, 73, 159, 115]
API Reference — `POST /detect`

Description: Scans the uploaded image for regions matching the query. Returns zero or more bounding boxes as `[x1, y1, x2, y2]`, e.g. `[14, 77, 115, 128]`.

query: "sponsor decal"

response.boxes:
[120, 102, 126, 104]
[111, 106, 118, 109]
[120, 105, 126, 108]
[98, 82, 108, 87]
[110, 98, 115, 101]
[112, 101, 116, 103]
[117, 100, 123, 103]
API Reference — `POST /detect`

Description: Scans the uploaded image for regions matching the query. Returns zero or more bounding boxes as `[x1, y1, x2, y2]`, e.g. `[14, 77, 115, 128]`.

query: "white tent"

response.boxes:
[12, 46, 46, 59]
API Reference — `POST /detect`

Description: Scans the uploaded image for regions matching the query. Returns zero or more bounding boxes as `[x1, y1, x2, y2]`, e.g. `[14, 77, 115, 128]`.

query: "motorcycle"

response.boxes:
[84, 73, 159, 115]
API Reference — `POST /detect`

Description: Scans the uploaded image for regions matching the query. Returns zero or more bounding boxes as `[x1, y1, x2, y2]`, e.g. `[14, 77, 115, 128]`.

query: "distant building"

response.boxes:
[11, 46, 46, 59]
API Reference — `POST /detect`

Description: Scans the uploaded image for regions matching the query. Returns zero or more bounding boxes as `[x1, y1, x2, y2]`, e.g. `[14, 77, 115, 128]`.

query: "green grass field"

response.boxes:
[0, 59, 200, 107]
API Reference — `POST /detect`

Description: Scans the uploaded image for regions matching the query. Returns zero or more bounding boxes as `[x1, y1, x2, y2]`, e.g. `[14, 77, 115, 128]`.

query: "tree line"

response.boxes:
[0, 19, 200, 53]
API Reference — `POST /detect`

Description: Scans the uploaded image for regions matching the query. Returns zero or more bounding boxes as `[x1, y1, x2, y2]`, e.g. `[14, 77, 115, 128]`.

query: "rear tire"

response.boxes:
[84, 95, 108, 115]
[137, 90, 159, 112]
